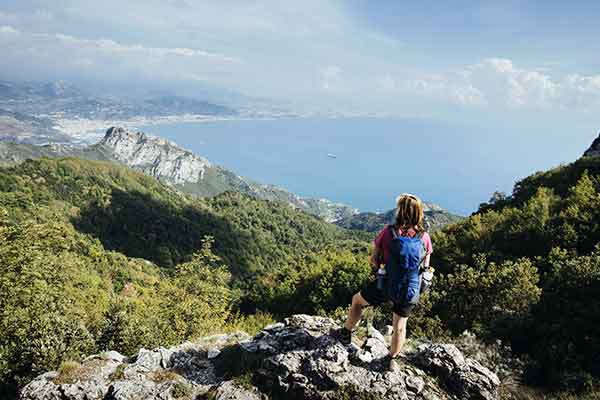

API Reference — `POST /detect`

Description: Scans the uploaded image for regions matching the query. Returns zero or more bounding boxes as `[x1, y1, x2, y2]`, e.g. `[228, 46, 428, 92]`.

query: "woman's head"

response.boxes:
[394, 193, 425, 232]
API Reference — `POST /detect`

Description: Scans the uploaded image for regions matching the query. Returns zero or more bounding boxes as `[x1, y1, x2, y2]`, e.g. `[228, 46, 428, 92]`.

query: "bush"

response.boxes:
[523, 249, 600, 391]
[434, 256, 541, 338]
[0, 215, 236, 395]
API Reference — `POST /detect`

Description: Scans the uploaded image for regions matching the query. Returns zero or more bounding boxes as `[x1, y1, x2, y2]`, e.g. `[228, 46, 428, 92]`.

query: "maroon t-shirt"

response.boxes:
[372, 225, 433, 265]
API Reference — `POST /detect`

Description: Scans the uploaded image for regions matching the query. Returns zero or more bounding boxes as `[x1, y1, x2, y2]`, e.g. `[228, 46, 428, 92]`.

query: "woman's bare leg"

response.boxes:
[390, 313, 408, 357]
[345, 292, 370, 330]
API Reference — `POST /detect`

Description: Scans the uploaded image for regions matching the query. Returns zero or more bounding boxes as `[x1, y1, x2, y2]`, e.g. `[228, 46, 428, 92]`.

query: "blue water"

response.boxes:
[140, 117, 591, 215]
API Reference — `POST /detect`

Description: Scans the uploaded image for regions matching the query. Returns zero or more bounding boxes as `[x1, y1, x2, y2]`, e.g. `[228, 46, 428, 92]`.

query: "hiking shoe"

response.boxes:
[382, 354, 402, 372]
[330, 327, 352, 345]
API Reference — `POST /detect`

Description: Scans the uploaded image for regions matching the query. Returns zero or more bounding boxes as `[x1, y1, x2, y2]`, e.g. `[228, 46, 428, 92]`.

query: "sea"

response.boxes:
[139, 116, 592, 215]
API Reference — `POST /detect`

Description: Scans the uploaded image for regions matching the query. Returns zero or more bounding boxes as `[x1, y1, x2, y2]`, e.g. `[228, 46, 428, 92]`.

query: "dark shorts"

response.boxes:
[360, 280, 415, 317]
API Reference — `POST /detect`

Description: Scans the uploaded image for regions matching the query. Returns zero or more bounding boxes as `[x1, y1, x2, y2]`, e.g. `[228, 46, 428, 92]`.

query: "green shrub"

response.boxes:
[435, 256, 541, 337]
[171, 382, 193, 399]
[431, 160, 600, 389]
[523, 249, 600, 390]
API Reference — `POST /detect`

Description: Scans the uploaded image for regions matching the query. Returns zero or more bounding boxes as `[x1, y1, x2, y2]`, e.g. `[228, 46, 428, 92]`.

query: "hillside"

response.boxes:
[0, 81, 239, 145]
[0, 157, 372, 398]
[0, 157, 361, 272]
[429, 133, 600, 394]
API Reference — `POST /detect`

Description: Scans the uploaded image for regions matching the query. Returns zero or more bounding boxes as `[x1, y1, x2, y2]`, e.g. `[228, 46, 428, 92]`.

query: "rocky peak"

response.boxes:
[21, 315, 500, 400]
[583, 132, 600, 157]
[99, 126, 211, 185]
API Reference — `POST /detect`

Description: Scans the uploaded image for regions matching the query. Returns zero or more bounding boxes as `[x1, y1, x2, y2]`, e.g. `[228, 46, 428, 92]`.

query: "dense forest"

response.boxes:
[0, 158, 370, 398]
[431, 155, 600, 395]
[1, 154, 599, 398]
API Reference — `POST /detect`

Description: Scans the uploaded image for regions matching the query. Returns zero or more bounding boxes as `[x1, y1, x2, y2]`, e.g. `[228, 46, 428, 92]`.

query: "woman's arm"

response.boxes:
[371, 228, 387, 270]
[423, 253, 431, 268]
[423, 232, 433, 269]
[371, 245, 382, 268]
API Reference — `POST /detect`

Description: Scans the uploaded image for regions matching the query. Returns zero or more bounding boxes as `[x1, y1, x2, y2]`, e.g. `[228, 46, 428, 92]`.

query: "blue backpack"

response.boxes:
[385, 225, 426, 305]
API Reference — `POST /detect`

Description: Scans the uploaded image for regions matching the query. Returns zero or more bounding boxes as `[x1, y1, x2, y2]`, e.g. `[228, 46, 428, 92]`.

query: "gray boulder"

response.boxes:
[210, 381, 265, 400]
[413, 344, 500, 400]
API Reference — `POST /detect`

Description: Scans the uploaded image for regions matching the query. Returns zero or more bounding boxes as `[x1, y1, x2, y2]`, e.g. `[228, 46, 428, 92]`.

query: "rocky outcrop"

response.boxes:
[583, 132, 600, 157]
[21, 315, 500, 400]
[99, 126, 212, 185]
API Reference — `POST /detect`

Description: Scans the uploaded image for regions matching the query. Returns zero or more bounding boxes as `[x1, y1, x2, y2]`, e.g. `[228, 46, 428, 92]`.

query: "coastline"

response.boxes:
[54, 114, 264, 145]
[52, 111, 409, 145]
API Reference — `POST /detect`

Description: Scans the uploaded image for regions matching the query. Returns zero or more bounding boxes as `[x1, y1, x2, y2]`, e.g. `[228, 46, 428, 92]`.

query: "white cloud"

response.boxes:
[377, 58, 600, 112]
[0, 25, 18, 34]
[1, 2, 600, 115]
[467, 58, 559, 108]
[407, 74, 486, 106]
[42, 30, 240, 63]
[0, 24, 241, 86]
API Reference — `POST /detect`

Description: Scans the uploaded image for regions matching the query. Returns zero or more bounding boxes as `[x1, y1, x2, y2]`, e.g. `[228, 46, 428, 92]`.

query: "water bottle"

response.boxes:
[376, 266, 387, 291]
[420, 267, 434, 294]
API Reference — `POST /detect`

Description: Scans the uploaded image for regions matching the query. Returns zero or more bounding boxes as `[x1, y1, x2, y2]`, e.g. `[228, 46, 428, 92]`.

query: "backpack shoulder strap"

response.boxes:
[388, 224, 398, 239]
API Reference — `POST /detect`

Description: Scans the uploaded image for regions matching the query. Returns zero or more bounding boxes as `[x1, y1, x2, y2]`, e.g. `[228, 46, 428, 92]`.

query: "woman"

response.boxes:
[334, 193, 433, 371]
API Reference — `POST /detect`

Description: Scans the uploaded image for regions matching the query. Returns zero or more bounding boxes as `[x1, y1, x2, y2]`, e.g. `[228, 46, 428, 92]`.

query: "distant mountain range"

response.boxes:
[0, 80, 236, 144]
[0, 80, 236, 119]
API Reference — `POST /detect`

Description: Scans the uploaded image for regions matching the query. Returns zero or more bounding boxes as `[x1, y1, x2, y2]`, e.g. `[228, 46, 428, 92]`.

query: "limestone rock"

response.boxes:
[20, 315, 501, 400]
[413, 343, 500, 400]
[211, 381, 265, 400]
[100, 126, 211, 185]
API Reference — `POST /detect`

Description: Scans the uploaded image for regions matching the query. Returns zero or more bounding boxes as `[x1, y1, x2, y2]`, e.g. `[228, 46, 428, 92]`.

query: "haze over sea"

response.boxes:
[141, 117, 592, 215]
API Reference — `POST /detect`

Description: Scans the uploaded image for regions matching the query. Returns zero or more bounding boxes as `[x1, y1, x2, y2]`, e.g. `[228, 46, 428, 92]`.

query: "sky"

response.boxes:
[1, 1, 599, 212]
[1, 1, 600, 117]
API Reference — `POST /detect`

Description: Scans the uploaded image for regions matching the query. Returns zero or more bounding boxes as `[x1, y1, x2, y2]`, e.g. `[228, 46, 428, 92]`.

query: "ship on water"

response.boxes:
[327, 153, 337, 159]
